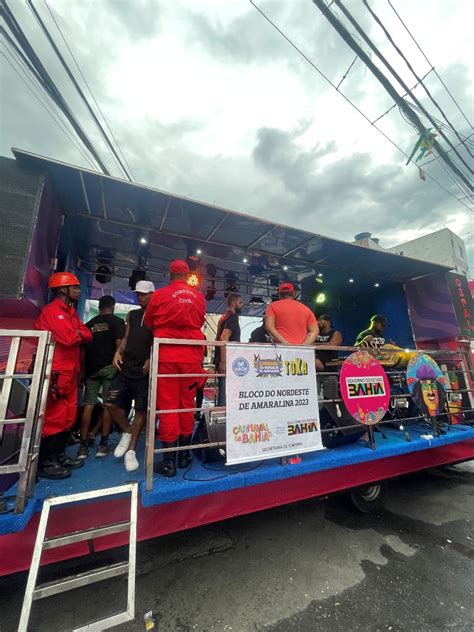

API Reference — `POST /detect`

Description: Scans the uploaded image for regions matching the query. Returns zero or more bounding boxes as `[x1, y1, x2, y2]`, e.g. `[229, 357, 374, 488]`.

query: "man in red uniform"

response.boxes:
[35, 272, 92, 479]
[144, 260, 206, 477]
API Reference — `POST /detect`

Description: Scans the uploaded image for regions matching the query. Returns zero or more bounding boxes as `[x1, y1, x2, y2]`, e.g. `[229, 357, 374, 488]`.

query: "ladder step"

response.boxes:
[43, 521, 130, 550]
[33, 562, 129, 600]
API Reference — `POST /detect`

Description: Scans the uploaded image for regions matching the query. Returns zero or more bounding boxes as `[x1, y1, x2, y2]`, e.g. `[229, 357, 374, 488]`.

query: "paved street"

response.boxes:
[1, 462, 473, 632]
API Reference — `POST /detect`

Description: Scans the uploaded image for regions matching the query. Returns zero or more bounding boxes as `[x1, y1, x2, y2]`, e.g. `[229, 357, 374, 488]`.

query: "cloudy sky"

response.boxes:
[2, 0, 473, 268]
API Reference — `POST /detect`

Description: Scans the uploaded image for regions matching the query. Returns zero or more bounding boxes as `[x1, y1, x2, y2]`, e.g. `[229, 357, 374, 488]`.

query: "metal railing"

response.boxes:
[0, 330, 55, 512]
[144, 338, 474, 491]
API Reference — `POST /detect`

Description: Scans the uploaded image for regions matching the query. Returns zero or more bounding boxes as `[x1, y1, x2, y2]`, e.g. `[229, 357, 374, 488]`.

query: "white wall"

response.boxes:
[387, 228, 470, 277]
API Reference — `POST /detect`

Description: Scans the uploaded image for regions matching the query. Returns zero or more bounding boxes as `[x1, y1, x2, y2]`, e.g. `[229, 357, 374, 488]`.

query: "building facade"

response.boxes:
[387, 228, 470, 278]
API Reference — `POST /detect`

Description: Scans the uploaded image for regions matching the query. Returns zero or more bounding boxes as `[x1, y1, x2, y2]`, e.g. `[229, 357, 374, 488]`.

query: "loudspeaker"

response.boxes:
[192, 411, 226, 463]
[0, 158, 46, 299]
[320, 401, 366, 449]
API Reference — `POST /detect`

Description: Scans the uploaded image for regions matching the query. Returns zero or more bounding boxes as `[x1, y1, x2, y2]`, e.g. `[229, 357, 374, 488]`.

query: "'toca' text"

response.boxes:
[284, 358, 308, 376]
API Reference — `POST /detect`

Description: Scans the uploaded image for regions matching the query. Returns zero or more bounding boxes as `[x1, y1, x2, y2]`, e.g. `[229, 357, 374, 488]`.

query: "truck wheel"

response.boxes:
[350, 483, 384, 513]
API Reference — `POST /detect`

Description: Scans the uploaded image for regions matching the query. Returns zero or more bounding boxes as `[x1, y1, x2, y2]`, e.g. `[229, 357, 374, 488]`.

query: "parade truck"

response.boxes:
[1, 149, 473, 580]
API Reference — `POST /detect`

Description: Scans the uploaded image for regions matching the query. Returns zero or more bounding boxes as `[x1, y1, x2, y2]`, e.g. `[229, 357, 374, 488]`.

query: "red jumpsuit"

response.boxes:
[144, 280, 206, 442]
[35, 298, 92, 437]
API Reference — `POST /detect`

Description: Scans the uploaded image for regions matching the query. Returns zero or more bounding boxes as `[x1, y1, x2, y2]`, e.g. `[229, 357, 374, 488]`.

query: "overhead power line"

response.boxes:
[43, 0, 135, 180]
[363, 0, 473, 159]
[314, 0, 473, 191]
[403, 99, 474, 145]
[370, 68, 434, 125]
[397, 103, 472, 202]
[1, 46, 97, 169]
[387, 0, 473, 130]
[26, 0, 133, 181]
[419, 134, 474, 169]
[249, 1, 472, 212]
[1, 0, 111, 174]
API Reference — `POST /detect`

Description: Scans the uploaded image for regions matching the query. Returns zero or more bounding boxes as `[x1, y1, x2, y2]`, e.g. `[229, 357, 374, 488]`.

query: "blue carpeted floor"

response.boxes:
[1, 424, 474, 535]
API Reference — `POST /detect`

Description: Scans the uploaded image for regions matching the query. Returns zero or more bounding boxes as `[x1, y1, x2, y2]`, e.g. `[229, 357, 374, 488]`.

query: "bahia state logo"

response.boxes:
[232, 357, 250, 377]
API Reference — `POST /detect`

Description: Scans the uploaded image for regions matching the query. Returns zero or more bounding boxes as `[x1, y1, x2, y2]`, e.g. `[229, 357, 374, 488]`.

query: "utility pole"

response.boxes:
[312, 0, 473, 193]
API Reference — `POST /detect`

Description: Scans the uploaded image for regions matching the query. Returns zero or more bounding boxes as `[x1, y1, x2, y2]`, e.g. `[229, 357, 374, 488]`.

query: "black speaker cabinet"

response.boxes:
[320, 402, 366, 449]
[192, 411, 226, 463]
[0, 157, 46, 299]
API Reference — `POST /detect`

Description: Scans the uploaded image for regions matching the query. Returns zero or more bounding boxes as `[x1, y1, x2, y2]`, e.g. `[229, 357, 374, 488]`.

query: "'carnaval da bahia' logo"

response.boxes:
[253, 354, 283, 377]
[233, 423, 272, 443]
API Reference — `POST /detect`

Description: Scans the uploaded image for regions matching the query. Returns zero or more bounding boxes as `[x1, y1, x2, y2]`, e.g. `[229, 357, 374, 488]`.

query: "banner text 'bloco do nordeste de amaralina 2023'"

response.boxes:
[225, 344, 324, 465]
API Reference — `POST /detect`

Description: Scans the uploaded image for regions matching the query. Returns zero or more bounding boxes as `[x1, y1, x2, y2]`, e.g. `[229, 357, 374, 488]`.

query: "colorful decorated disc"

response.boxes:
[340, 350, 390, 425]
[406, 353, 447, 418]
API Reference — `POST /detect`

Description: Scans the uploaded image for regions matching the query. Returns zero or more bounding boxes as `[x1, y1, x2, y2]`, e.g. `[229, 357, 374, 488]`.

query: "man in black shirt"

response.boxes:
[355, 315, 388, 348]
[315, 314, 342, 371]
[214, 293, 244, 406]
[106, 281, 154, 472]
[249, 317, 272, 344]
[78, 296, 125, 459]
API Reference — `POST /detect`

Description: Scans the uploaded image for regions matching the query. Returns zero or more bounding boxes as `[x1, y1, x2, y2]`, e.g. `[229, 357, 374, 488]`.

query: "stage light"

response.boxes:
[224, 271, 239, 297]
[206, 263, 217, 277]
[187, 272, 201, 288]
[348, 278, 354, 283]
[243, 258, 248, 263]
[205, 280, 216, 301]
[95, 265, 112, 284]
[315, 292, 326, 304]
[139, 237, 148, 245]
[224, 283, 239, 297]
[196, 249, 202, 255]
[317, 273, 323, 277]
[283, 266, 288, 271]
[393, 397, 409, 409]
[129, 269, 146, 290]
[248, 263, 264, 275]
[374, 282, 380, 288]
[187, 255, 200, 271]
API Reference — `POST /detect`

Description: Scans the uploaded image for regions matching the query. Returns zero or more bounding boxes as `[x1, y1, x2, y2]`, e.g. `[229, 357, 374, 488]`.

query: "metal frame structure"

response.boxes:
[144, 338, 474, 491]
[0, 329, 54, 512]
[18, 482, 138, 632]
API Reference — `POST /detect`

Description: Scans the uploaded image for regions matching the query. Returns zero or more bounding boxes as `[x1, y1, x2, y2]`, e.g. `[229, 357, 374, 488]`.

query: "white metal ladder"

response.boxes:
[18, 482, 138, 632]
[0, 329, 55, 512]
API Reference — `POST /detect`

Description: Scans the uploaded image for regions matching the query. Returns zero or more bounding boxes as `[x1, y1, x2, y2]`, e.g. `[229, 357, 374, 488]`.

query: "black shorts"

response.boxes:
[106, 373, 149, 412]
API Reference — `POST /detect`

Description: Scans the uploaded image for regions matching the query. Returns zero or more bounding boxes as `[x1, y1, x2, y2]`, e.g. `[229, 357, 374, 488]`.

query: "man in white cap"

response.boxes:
[105, 280, 154, 472]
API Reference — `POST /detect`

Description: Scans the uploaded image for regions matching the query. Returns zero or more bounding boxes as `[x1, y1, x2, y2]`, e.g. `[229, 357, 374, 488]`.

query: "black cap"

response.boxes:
[371, 314, 387, 325]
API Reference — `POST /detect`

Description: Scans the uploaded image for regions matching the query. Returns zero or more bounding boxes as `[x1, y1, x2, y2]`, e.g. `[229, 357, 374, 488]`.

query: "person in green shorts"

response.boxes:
[77, 296, 126, 458]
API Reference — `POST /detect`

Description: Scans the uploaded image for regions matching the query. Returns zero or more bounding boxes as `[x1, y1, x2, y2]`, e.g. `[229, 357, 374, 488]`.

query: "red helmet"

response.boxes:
[48, 272, 80, 289]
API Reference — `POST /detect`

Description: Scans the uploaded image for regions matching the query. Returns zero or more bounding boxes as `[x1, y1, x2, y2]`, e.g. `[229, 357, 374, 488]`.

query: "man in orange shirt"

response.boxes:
[265, 282, 319, 345]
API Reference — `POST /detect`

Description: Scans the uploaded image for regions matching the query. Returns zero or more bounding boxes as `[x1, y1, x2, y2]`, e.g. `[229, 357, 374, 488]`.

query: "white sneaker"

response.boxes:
[124, 450, 139, 472]
[114, 433, 132, 458]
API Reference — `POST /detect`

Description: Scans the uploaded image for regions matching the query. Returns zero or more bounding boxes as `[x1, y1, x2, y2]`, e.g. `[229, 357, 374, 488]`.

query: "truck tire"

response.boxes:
[349, 483, 384, 513]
